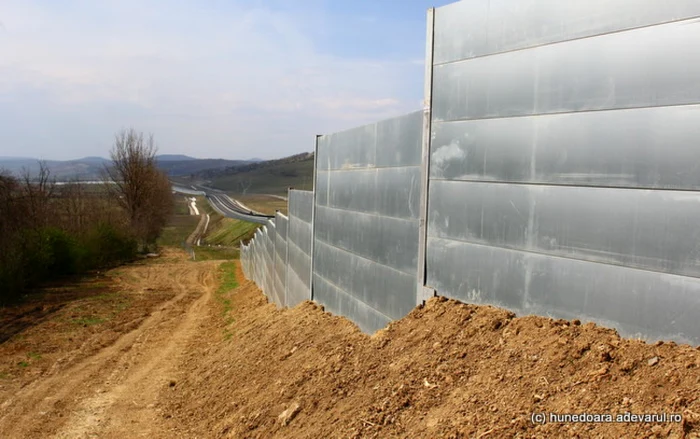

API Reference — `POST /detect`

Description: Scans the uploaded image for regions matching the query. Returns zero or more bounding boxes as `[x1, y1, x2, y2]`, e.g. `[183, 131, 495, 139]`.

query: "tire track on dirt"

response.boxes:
[0, 258, 220, 439]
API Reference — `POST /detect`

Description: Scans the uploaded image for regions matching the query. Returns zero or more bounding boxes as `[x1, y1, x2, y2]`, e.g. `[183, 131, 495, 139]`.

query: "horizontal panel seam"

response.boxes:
[433, 15, 700, 66]
[316, 164, 422, 172]
[427, 236, 700, 280]
[313, 273, 395, 323]
[432, 102, 700, 124]
[428, 177, 700, 193]
[316, 204, 421, 222]
[286, 238, 312, 256]
[289, 215, 313, 225]
[314, 238, 417, 278]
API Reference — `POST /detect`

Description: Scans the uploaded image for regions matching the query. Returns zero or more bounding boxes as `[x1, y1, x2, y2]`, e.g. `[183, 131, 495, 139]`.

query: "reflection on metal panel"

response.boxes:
[434, 0, 700, 65]
[314, 241, 416, 320]
[376, 111, 423, 167]
[427, 237, 700, 345]
[288, 217, 312, 255]
[286, 190, 313, 307]
[429, 180, 700, 278]
[431, 105, 700, 189]
[317, 124, 376, 171]
[313, 274, 392, 334]
[274, 213, 288, 308]
[375, 167, 421, 220]
[315, 206, 419, 276]
[315, 168, 421, 220]
[313, 111, 424, 333]
[288, 242, 311, 288]
[289, 190, 313, 223]
[433, 20, 700, 122]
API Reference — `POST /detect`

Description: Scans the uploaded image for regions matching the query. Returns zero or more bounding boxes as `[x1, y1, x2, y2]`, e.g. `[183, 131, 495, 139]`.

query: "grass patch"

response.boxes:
[27, 352, 42, 361]
[205, 217, 258, 247]
[236, 195, 288, 216]
[17, 361, 28, 368]
[215, 261, 239, 340]
[218, 262, 239, 296]
[194, 246, 238, 261]
[174, 195, 194, 215]
[158, 215, 200, 247]
[0, 371, 9, 379]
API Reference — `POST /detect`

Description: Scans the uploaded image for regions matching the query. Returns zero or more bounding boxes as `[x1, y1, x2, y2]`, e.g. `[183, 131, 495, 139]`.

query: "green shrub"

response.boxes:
[83, 223, 137, 268]
[45, 227, 80, 276]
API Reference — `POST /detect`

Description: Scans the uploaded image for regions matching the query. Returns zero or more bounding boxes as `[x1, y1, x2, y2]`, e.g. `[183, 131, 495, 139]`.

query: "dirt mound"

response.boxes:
[164, 264, 700, 439]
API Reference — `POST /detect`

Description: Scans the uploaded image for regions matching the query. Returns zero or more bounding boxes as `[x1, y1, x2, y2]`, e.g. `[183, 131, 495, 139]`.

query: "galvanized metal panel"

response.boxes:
[288, 216, 312, 256]
[434, 0, 700, 65]
[273, 274, 285, 308]
[318, 169, 378, 213]
[275, 214, 288, 240]
[313, 274, 392, 334]
[314, 205, 419, 275]
[417, 8, 436, 306]
[313, 111, 425, 331]
[375, 111, 423, 167]
[287, 191, 312, 307]
[429, 180, 700, 279]
[433, 20, 700, 122]
[376, 167, 422, 220]
[426, 237, 526, 311]
[289, 190, 313, 223]
[431, 105, 700, 189]
[273, 215, 287, 308]
[427, 236, 700, 345]
[315, 167, 421, 220]
[316, 124, 376, 171]
[287, 241, 311, 289]
[286, 265, 309, 307]
[314, 241, 417, 320]
[315, 170, 329, 208]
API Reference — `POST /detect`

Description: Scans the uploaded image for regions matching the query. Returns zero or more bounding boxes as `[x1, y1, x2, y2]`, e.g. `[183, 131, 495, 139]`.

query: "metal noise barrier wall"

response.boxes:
[313, 111, 423, 334]
[426, 0, 700, 345]
[237, 0, 700, 345]
[263, 219, 276, 305]
[286, 190, 313, 307]
[274, 212, 289, 308]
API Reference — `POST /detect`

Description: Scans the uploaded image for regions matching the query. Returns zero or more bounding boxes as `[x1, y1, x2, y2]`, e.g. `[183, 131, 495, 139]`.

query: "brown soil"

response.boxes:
[0, 249, 219, 438]
[1, 253, 699, 438]
[166, 265, 700, 439]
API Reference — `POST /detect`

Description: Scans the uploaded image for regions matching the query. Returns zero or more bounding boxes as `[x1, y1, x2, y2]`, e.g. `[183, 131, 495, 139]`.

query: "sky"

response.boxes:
[0, 0, 455, 161]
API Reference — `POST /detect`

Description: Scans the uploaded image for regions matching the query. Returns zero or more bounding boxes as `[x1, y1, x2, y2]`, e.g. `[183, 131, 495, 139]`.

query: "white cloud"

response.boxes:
[0, 0, 425, 159]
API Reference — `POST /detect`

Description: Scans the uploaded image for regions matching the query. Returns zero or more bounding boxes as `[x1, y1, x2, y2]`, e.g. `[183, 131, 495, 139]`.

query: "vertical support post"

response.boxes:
[417, 8, 436, 305]
[284, 189, 291, 307]
[310, 135, 321, 302]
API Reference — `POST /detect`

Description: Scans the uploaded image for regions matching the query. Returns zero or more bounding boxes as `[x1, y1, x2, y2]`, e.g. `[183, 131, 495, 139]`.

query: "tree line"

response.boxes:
[0, 129, 174, 304]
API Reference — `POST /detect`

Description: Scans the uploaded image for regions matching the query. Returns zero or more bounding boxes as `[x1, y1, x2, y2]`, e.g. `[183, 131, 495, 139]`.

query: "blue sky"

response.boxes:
[0, 0, 454, 160]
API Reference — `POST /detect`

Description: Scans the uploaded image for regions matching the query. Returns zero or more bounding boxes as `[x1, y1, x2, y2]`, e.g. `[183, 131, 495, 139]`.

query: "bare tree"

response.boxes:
[20, 161, 55, 230]
[104, 129, 174, 250]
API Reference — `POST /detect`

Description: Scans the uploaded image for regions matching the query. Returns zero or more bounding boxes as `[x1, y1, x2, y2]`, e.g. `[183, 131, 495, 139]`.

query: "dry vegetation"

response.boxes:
[0, 129, 173, 304]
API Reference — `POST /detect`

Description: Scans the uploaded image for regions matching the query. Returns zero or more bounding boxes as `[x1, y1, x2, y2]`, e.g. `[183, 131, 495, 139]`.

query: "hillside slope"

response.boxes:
[193, 152, 314, 195]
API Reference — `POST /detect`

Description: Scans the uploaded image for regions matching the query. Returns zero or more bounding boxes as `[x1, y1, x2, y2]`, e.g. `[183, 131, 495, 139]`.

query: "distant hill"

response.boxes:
[155, 154, 196, 161]
[0, 155, 251, 181]
[186, 152, 315, 195]
[156, 158, 248, 177]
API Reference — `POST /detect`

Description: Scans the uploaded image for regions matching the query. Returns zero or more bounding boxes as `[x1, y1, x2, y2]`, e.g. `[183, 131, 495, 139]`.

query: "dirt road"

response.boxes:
[0, 251, 219, 438]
